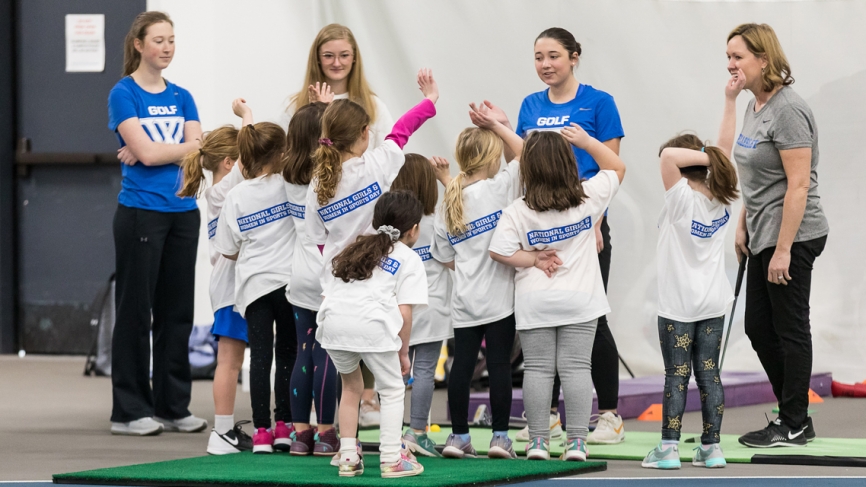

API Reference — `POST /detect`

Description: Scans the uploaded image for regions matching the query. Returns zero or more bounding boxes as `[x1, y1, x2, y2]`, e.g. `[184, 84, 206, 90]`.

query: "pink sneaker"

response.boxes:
[253, 427, 274, 454]
[274, 421, 294, 452]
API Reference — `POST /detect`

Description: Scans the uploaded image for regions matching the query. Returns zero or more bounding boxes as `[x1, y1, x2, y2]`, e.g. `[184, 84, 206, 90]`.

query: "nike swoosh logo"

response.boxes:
[223, 435, 239, 446]
[614, 424, 624, 434]
[763, 119, 771, 123]
[788, 429, 804, 440]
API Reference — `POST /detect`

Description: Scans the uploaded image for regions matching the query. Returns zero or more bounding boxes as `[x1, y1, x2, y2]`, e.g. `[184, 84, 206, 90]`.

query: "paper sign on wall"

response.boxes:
[65, 14, 105, 72]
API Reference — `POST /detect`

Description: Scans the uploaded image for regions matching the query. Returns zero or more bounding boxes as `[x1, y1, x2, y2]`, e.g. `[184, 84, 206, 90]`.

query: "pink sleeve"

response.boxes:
[385, 98, 437, 149]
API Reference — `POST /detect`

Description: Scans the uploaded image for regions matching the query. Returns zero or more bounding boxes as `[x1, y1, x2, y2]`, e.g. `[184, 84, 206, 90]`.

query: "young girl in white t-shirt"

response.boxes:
[213, 121, 297, 454]
[429, 106, 524, 460]
[489, 125, 625, 462]
[280, 101, 342, 457]
[177, 123, 251, 455]
[389, 154, 454, 458]
[318, 190, 428, 478]
[305, 69, 438, 286]
[641, 133, 738, 470]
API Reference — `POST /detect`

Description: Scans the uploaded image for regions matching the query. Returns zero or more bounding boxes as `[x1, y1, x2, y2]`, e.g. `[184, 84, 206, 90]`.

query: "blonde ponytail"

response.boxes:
[313, 144, 344, 205]
[440, 127, 503, 236]
[176, 125, 239, 198]
[443, 173, 467, 236]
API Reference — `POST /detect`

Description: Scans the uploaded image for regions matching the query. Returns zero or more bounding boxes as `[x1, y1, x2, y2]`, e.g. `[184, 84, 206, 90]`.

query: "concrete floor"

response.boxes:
[1, 355, 864, 482]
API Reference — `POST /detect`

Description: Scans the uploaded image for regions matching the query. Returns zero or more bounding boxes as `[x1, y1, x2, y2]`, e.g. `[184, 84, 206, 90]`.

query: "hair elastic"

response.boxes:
[701, 147, 706, 152]
[377, 225, 400, 242]
[319, 138, 333, 146]
[198, 148, 204, 156]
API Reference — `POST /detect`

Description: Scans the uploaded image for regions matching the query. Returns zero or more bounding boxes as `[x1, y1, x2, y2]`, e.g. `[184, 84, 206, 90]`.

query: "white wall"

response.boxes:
[148, 0, 866, 383]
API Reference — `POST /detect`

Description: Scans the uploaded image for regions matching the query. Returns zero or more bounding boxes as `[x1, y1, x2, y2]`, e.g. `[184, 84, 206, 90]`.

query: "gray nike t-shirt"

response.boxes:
[732, 86, 829, 254]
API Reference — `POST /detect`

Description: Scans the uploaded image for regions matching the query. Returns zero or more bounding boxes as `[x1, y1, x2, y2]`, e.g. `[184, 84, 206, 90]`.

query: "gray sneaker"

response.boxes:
[402, 429, 442, 457]
[641, 443, 681, 469]
[442, 433, 477, 459]
[488, 434, 518, 459]
[155, 415, 208, 433]
[110, 417, 164, 436]
[692, 443, 726, 468]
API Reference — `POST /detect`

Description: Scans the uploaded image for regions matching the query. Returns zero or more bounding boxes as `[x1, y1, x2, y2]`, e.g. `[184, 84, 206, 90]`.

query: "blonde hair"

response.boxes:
[122, 12, 173, 76]
[442, 128, 504, 236]
[728, 23, 794, 93]
[177, 126, 239, 198]
[313, 99, 370, 205]
[289, 24, 378, 122]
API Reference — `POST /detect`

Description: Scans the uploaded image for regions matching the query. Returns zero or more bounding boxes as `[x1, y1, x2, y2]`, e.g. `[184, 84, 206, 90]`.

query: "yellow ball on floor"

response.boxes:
[430, 424, 440, 433]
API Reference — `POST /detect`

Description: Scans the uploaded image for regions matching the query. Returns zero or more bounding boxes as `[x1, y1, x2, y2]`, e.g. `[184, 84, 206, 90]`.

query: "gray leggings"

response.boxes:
[520, 320, 597, 440]
[403, 341, 441, 430]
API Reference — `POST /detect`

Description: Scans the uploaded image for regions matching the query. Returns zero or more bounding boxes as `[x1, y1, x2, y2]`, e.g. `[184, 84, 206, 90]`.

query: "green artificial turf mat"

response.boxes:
[54, 452, 606, 487]
[360, 429, 866, 464]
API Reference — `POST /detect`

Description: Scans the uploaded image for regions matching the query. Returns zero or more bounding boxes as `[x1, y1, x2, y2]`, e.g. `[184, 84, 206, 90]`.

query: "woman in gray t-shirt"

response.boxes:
[725, 23, 828, 448]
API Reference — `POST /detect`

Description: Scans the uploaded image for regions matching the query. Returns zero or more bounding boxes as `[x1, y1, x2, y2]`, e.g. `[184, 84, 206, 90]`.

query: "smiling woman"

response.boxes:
[106, 11, 207, 438]
[286, 24, 393, 150]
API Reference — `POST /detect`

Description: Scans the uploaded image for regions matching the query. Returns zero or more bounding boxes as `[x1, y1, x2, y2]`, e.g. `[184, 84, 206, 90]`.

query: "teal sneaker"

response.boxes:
[560, 437, 588, 461]
[641, 443, 681, 469]
[693, 443, 726, 468]
[402, 429, 442, 457]
[525, 437, 550, 460]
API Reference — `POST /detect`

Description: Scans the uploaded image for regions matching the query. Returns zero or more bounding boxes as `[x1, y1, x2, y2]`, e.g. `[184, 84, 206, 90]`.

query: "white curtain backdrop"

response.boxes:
[147, 0, 866, 383]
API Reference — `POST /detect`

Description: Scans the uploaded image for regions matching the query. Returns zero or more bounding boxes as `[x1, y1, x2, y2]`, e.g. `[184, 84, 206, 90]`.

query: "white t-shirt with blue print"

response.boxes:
[430, 160, 521, 328]
[107, 76, 199, 212]
[656, 178, 733, 322]
[515, 84, 624, 180]
[205, 164, 245, 312]
[213, 174, 295, 317]
[316, 242, 428, 353]
[489, 170, 619, 330]
[285, 182, 324, 312]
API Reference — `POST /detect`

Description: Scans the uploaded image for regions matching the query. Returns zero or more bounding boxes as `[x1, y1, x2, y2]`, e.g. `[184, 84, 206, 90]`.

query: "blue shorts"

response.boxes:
[211, 306, 248, 343]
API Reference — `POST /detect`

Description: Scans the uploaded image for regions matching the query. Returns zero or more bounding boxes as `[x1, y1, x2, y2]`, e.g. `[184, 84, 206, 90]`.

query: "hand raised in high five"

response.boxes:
[479, 100, 512, 129]
[560, 122, 593, 149]
[429, 156, 452, 186]
[231, 98, 253, 126]
[308, 82, 335, 103]
[417, 68, 439, 104]
[468, 101, 500, 130]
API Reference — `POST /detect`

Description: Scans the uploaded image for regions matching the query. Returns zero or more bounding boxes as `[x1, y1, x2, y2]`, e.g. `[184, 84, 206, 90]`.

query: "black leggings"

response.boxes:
[448, 314, 516, 434]
[246, 287, 296, 429]
[289, 305, 337, 424]
[551, 217, 620, 411]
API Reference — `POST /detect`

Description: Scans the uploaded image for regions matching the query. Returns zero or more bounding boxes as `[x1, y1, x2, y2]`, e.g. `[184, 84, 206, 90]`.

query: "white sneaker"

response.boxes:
[587, 412, 625, 444]
[155, 415, 208, 433]
[516, 412, 562, 442]
[359, 400, 380, 428]
[111, 417, 164, 436]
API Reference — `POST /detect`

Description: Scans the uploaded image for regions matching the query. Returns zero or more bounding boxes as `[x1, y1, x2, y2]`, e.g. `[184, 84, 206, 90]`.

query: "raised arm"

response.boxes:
[469, 102, 523, 161]
[385, 69, 439, 149]
[658, 148, 709, 190]
[718, 70, 745, 158]
[561, 123, 625, 183]
[116, 119, 201, 166]
[232, 98, 254, 127]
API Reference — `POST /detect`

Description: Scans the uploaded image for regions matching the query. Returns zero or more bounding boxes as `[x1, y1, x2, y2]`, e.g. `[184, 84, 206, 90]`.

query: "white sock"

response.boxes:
[340, 437, 359, 461]
[214, 415, 234, 435]
[662, 439, 679, 447]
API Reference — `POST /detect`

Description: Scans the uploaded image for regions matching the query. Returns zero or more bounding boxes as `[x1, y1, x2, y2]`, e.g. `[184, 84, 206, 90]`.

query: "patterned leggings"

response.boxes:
[657, 316, 725, 444]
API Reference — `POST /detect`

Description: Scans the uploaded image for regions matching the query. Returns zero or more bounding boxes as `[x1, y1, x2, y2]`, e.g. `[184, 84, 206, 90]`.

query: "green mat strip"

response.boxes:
[359, 429, 866, 464]
[54, 453, 606, 487]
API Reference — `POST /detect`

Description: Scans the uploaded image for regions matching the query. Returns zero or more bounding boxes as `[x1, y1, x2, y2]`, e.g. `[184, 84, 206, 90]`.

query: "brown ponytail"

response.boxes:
[237, 122, 287, 180]
[390, 153, 438, 216]
[442, 128, 503, 236]
[177, 125, 240, 198]
[122, 12, 173, 76]
[283, 102, 328, 185]
[660, 134, 739, 206]
[313, 99, 370, 205]
[332, 190, 423, 282]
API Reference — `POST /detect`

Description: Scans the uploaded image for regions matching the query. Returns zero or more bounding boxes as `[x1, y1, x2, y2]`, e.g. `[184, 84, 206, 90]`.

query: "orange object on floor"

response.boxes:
[808, 388, 824, 403]
[637, 404, 663, 421]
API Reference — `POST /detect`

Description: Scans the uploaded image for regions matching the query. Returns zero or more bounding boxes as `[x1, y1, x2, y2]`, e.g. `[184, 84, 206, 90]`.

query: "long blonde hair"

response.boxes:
[289, 24, 378, 122]
[442, 128, 504, 236]
[177, 126, 239, 198]
[313, 99, 370, 205]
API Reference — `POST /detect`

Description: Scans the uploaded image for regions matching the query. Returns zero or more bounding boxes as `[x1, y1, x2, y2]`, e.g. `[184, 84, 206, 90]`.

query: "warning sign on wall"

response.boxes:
[65, 14, 105, 73]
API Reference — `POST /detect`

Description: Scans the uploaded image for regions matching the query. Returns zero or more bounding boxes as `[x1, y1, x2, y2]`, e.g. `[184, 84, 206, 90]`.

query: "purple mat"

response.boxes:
[457, 371, 832, 424]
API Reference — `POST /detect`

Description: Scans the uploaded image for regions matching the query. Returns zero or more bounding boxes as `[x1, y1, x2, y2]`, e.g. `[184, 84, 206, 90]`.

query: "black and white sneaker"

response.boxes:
[739, 418, 807, 448]
[207, 421, 253, 455]
[803, 416, 816, 442]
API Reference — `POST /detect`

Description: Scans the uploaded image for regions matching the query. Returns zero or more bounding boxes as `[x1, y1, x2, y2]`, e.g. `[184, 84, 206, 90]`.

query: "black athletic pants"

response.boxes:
[744, 236, 826, 429]
[111, 204, 199, 423]
[552, 218, 620, 411]
[246, 287, 296, 429]
[449, 314, 516, 434]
